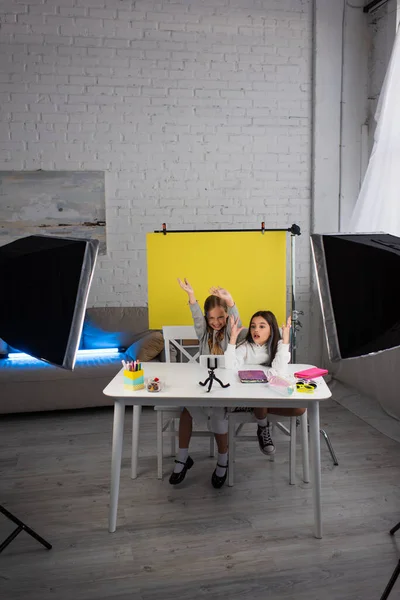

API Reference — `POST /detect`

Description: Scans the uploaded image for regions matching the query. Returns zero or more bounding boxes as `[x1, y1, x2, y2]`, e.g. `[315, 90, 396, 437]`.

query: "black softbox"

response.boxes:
[0, 235, 98, 369]
[311, 233, 400, 361]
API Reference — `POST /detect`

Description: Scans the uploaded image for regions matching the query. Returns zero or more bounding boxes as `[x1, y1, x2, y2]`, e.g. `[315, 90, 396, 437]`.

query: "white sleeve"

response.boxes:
[224, 342, 247, 370]
[266, 341, 291, 377]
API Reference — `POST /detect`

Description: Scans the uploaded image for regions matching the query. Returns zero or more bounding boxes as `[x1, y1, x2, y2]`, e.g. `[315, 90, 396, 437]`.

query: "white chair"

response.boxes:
[154, 326, 215, 479]
[227, 409, 309, 487]
[156, 331, 309, 486]
[196, 353, 309, 486]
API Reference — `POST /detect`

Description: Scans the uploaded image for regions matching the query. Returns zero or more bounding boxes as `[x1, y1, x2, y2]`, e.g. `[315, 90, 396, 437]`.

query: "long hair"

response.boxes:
[203, 295, 228, 355]
[244, 310, 281, 364]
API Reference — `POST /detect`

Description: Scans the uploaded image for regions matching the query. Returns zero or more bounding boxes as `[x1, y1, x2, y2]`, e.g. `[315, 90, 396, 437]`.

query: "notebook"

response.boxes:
[238, 370, 269, 383]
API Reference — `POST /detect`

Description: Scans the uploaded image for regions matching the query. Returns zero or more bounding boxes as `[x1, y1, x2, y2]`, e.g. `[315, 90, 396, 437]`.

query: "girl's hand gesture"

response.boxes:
[209, 286, 234, 307]
[281, 315, 292, 344]
[177, 278, 196, 304]
[229, 315, 245, 345]
[178, 277, 194, 294]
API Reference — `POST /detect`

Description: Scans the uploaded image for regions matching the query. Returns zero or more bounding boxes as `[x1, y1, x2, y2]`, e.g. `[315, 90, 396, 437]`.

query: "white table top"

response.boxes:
[103, 363, 332, 408]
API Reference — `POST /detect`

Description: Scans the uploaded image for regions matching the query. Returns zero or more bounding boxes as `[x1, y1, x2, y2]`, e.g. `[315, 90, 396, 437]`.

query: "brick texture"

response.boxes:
[0, 0, 312, 353]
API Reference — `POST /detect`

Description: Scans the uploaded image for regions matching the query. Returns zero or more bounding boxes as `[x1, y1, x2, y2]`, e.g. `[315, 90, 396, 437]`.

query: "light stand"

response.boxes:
[0, 505, 52, 553]
[290, 228, 339, 466]
[289, 227, 303, 365]
[0, 235, 99, 555]
[199, 357, 230, 393]
[379, 521, 400, 600]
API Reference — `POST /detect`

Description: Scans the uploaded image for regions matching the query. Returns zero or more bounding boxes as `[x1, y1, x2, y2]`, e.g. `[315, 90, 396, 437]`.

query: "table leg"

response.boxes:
[131, 405, 141, 479]
[289, 416, 297, 485]
[109, 400, 125, 533]
[301, 411, 310, 483]
[308, 402, 322, 539]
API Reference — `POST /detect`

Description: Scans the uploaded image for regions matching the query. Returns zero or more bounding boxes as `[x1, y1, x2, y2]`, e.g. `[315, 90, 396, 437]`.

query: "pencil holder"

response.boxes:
[124, 369, 145, 391]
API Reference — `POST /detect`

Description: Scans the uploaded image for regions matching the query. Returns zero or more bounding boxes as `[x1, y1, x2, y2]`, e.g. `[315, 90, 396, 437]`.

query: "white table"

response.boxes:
[103, 362, 332, 538]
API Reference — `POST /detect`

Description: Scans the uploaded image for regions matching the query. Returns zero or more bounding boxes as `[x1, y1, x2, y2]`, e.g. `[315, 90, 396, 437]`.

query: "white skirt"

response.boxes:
[186, 406, 228, 434]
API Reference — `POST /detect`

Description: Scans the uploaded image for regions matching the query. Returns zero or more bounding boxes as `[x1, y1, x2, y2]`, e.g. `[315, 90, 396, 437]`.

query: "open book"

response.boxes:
[238, 370, 269, 383]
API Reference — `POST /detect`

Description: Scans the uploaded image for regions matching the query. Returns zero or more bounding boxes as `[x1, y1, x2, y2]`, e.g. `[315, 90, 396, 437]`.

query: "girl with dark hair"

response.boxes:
[224, 311, 305, 456]
[168, 278, 241, 489]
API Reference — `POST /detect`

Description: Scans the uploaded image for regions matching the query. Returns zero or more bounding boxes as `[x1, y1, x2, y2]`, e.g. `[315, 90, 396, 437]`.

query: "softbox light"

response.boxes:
[0, 235, 98, 369]
[311, 233, 400, 361]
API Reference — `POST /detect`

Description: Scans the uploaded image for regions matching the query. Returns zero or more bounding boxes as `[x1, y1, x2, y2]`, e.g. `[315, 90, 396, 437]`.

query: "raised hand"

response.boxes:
[229, 315, 245, 344]
[177, 277, 194, 295]
[281, 315, 292, 344]
[177, 278, 196, 304]
[209, 286, 234, 307]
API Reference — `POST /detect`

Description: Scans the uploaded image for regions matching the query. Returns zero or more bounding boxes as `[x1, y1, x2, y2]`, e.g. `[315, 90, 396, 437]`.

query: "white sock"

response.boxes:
[215, 452, 228, 477]
[256, 417, 268, 428]
[174, 448, 189, 474]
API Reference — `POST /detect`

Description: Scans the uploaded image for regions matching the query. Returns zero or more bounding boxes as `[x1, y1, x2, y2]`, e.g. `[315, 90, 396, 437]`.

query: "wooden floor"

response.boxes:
[0, 398, 399, 600]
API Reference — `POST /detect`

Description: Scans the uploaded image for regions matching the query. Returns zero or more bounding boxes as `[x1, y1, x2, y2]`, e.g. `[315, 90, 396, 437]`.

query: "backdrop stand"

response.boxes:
[0, 504, 52, 554]
[151, 224, 338, 463]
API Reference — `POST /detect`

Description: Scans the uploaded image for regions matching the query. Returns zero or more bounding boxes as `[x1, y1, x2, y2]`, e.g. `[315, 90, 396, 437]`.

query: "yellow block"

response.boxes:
[124, 369, 144, 391]
[147, 231, 287, 330]
[124, 369, 144, 380]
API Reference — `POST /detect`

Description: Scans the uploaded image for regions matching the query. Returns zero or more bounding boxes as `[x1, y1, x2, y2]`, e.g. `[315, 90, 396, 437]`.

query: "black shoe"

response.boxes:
[257, 424, 276, 456]
[211, 463, 228, 489]
[169, 456, 194, 485]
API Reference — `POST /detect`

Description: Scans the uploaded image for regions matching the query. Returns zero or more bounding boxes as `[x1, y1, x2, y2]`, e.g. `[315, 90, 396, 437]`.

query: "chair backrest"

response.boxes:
[162, 325, 200, 363]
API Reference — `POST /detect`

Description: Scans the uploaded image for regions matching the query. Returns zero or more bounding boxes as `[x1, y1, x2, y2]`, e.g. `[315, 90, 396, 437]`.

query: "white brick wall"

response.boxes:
[0, 0, 312, 352]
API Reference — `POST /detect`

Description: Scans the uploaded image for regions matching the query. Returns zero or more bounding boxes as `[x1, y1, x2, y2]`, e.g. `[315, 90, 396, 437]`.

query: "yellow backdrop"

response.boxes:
[147, 231, 287, 329]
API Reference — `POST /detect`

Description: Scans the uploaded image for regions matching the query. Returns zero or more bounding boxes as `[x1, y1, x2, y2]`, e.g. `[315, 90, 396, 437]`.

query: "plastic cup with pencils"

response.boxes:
[122, 360, 144, 391]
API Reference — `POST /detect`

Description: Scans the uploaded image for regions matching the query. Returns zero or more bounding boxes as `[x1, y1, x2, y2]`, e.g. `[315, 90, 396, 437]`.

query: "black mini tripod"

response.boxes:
[199, 357, 230, 393]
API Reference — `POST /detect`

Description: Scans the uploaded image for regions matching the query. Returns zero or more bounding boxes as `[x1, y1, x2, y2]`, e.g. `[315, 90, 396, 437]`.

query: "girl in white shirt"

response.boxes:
[224, 310, 305, 456]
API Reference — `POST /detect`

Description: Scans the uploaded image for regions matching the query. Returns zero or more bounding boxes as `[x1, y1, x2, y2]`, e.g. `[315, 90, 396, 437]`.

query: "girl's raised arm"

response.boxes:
[281, 315, 291, 345]
[268, 315, 291, 376]
[178, 277, 196, 305]
[178, 278, 207, 339]
[228, 315, 245, 347]
[224, 315, 246, 370]
[209, 287, 241, 330]
[209, 286, 234, 308]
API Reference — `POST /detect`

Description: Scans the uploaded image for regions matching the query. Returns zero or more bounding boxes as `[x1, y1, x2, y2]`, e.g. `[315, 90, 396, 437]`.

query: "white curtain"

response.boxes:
[334, 26, 400, 424]
[350, 25, 400, 234]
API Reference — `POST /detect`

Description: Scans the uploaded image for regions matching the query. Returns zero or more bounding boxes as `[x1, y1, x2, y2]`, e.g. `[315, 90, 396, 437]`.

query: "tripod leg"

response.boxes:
[320, 428, 339, 466]
[390, 521, 400, 536]
[380, 560, 400, 600]
[199, 377, 209, 387]
[0, 505, 52, 553]
[0, 525, 23, 553]
[214, 375, 230, 389]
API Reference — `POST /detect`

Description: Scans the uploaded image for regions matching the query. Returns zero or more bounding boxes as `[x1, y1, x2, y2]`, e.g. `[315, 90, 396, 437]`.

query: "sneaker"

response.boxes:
[257, 424, 275, 456]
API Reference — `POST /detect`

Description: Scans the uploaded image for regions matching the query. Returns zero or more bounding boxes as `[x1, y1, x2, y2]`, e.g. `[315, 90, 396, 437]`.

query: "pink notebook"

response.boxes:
[238, 370, 268, 383]
[294, 367, 328, 379]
